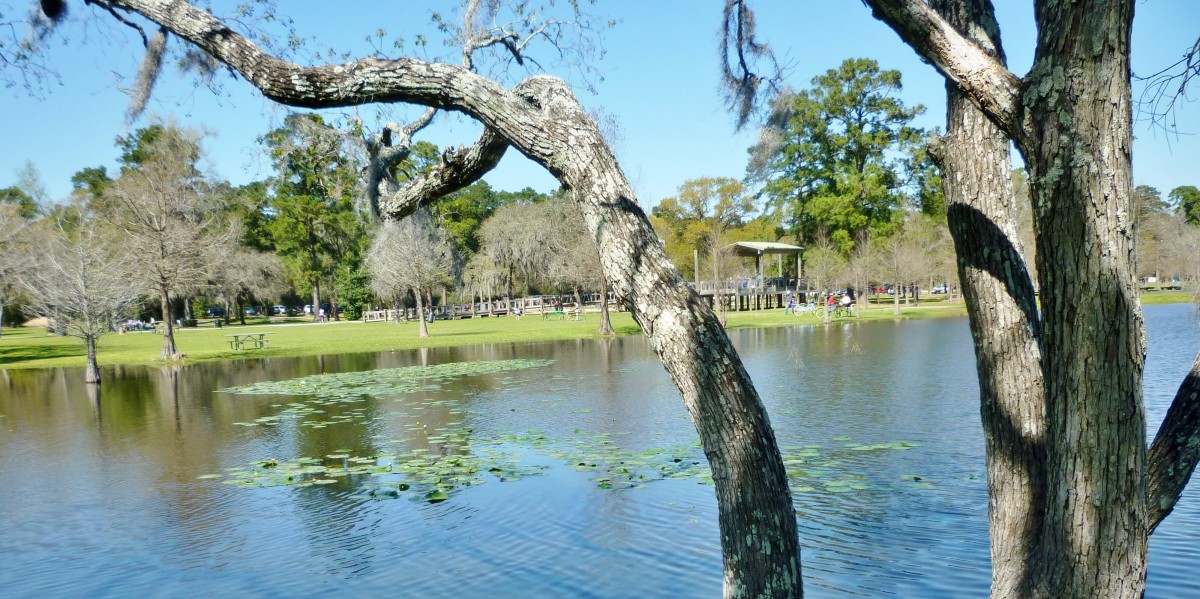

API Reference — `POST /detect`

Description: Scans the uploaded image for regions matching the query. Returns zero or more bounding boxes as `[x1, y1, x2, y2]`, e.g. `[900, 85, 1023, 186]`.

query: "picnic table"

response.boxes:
[541, 307, 583, 321]
[225, 332, 272, 351]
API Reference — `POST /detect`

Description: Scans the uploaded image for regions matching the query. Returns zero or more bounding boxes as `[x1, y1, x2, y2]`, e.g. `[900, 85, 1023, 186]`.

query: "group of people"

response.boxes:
[784, 290, 853, 316]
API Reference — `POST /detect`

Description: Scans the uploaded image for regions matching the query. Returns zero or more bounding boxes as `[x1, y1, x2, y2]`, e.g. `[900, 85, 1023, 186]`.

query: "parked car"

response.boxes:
[932, 284, 949, 294]
[205, 307, 226, 318]
[244, 306, 262, 316]
[272, 305, 287, 315]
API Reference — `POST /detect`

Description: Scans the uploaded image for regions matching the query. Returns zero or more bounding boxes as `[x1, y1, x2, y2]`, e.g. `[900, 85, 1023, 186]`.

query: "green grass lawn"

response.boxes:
[0, 313, 643, 370]
[2, 289, 1192, 371]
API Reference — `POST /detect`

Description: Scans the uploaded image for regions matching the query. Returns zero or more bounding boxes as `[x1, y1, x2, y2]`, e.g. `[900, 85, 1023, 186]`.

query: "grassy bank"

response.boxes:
[2, 290, 1192, 371]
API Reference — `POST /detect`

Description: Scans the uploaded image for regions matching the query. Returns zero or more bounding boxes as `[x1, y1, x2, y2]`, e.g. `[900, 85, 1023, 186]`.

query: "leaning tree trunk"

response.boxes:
[928, 3, 1047, 595]
[158, 287, 177, 360]
[102, 4, 803, 595]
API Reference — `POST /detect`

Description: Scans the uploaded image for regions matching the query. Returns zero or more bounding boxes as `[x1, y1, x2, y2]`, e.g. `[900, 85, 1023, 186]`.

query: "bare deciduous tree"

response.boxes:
[799, 233, 846, 321]
[102, 125, 229, 360]
[539, 193, 613, 334]
[211, 247, 286, 325]
[476, 202, 547, 300]
[0, 203, 31, 338]
[20, 213, 140, 383]
[367, 210, 456, 338]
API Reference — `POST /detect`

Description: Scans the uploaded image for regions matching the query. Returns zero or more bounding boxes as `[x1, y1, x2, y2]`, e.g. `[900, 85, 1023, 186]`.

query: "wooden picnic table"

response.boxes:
[224, 332, 272, 351]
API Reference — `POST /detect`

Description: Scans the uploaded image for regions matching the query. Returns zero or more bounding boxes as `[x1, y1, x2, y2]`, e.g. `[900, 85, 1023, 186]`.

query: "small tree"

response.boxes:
[367, 210, 456, 338]
[0, 203, 31, 338]
[212, 248, 286, 325]
[540, 194, 614, 334]
[21, 214, 140, 383]
[476, 201, 548, 300]
[800, 233, 846, 321]
[102, 124, 229, 360]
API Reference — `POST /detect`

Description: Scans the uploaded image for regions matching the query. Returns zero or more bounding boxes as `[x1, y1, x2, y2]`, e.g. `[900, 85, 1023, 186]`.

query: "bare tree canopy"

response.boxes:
[101, 123, 230, 359]
[367, 209, 456, 338]
[20, 212, 141, 383]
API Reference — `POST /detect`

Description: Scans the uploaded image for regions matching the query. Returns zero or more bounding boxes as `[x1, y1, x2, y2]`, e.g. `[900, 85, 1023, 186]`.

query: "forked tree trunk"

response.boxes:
[863, 1, 1188, 596]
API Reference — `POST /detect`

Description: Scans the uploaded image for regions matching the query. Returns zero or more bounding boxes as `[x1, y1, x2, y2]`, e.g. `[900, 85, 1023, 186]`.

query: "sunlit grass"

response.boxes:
[1, 288, 1191, 371]
[0, 312, 642, 370]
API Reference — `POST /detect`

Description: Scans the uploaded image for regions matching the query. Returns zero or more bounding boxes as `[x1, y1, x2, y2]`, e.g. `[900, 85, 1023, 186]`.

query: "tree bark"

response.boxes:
[597, 274, 614, 335]
[928, 3, 1047, 596]
[158, 287, 177, 360]
[312, 282, 321, 322]
[1147, 354, 1200, 531]
[1022, 6, 1147, 596]
[415, 288, 429, 338]
[84, 334, 101, 385]
[864, 1, 1168, 596]
[108, 3, 803, 596]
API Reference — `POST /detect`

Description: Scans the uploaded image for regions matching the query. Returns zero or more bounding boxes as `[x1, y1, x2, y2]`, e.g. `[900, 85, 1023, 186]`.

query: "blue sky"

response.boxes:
[1, 1, 1197, 208]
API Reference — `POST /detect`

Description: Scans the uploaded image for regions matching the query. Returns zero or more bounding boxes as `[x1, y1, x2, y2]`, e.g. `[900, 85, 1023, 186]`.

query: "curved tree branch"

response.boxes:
[379, 126, 509, 219]
[1147, 353, 1200, 532]
[860, 0, 1026, 144]
[103, 3, 804, 595]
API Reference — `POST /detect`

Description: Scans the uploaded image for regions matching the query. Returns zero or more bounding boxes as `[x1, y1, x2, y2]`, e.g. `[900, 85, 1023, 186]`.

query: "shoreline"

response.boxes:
[1, 292, 1193, 372]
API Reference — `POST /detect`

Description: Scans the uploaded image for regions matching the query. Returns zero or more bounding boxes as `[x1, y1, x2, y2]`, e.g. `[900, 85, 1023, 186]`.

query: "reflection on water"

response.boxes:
[1, 304, 1197, 598]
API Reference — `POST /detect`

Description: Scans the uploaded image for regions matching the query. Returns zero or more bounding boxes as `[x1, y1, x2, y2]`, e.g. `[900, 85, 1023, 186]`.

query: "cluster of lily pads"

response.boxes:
[204, 359, 936, 503]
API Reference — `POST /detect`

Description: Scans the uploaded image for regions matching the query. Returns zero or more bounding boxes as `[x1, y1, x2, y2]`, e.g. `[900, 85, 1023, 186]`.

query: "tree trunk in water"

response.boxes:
[928, 3, 1047, 595]
[85, 335, 101, 384]
[159, 288, 177, 360]
[597, 274, 614, 335]
[415, 288, 429, 338]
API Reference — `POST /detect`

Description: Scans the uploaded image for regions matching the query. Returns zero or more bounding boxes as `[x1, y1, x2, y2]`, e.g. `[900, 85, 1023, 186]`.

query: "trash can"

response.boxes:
[214, 319, 222, 329]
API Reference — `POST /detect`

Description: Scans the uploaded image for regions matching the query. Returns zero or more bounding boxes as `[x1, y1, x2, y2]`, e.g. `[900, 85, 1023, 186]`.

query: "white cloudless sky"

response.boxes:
[1, 1, 1197, 208]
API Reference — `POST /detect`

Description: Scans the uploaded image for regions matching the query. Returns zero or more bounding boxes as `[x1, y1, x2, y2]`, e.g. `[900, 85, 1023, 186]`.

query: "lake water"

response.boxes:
[1, 304, 1198, 598]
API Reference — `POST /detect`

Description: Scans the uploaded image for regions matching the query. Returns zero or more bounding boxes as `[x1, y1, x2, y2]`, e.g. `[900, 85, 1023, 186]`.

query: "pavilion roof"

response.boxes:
[721, 241, 804, 257]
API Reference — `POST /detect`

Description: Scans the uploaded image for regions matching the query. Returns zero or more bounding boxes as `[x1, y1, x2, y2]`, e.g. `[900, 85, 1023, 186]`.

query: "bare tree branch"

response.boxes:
[378, 126, 508, 220]
[1135, 36, 1200, 132]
